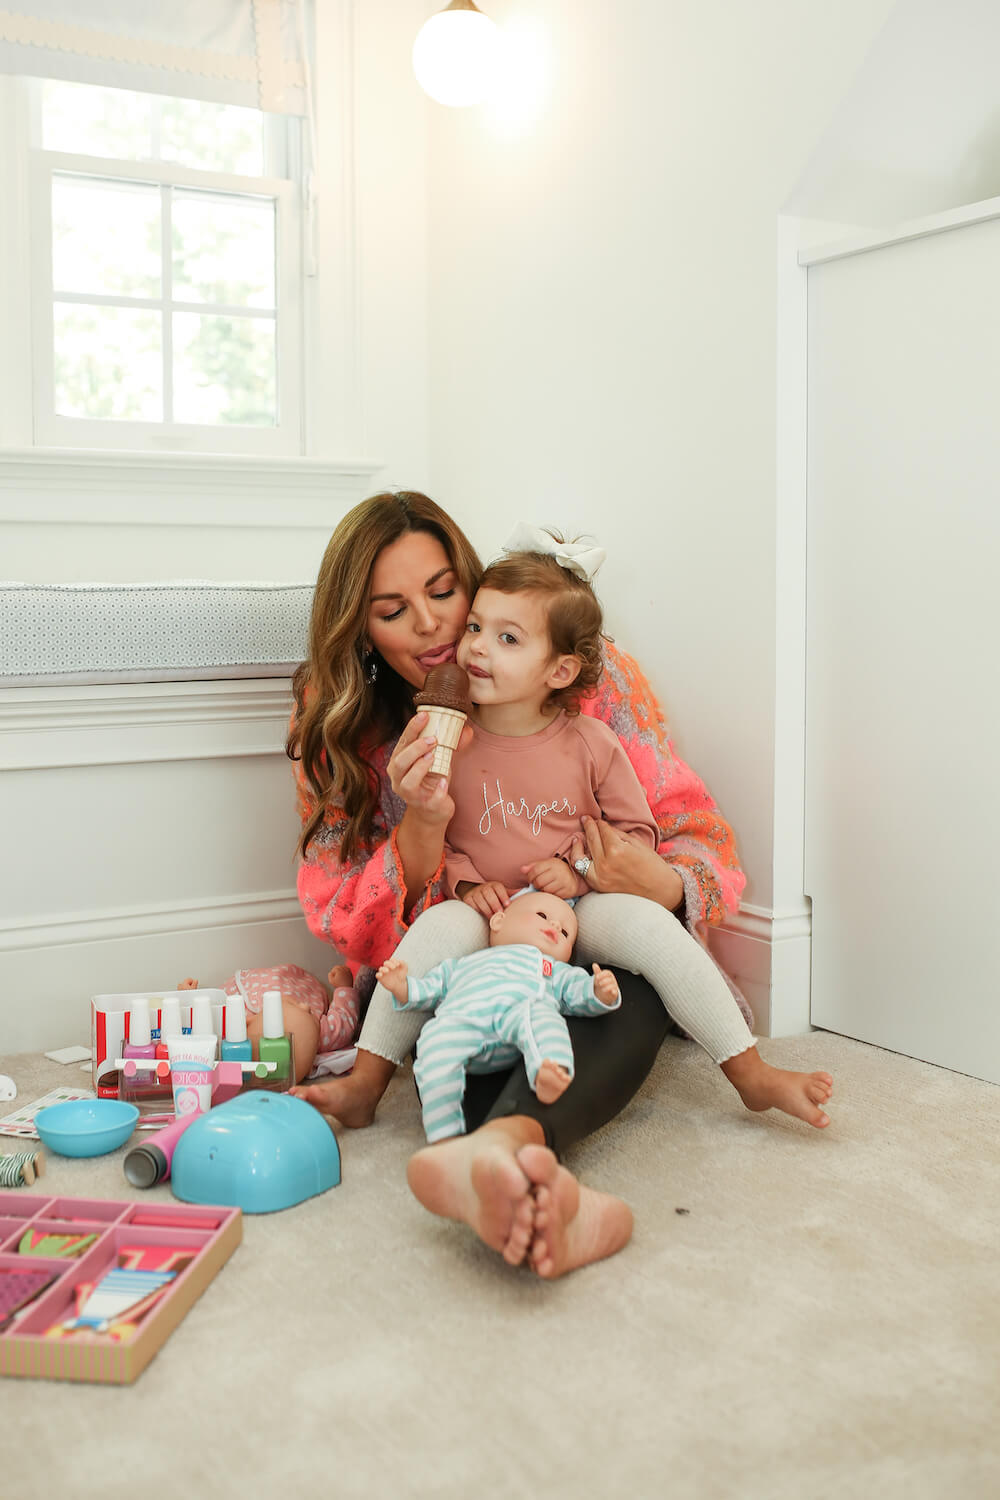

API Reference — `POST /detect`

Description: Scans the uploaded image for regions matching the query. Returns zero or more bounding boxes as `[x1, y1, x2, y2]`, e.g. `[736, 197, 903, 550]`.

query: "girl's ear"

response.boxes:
[546, 654, 581, 690]
[489, 909, 506, 934]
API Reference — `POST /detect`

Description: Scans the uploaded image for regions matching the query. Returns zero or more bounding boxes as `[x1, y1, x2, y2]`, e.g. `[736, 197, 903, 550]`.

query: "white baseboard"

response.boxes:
[0, 901, 340, 1055]
[706, 903, 813, 1037]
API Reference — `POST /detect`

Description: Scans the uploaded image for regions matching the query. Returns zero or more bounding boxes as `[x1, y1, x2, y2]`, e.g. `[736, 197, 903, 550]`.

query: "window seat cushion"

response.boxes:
[0, 580, 314, 685]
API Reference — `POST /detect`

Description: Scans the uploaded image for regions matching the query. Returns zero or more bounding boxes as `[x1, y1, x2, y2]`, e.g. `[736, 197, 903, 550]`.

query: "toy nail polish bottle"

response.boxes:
[258, 990, 291, 1081]
[220, 998, 253, 1063]
[189, 995, 218, 1059]
[155, 995, 183, 1061]
[123, 997, 156, 1064]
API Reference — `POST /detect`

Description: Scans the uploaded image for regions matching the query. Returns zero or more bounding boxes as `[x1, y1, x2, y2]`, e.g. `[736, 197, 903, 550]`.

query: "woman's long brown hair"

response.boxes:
[287, 492, 481, 862]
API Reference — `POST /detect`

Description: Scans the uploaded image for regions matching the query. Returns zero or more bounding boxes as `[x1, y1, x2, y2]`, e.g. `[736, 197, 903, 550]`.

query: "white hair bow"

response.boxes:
[501, 522, 606, 583]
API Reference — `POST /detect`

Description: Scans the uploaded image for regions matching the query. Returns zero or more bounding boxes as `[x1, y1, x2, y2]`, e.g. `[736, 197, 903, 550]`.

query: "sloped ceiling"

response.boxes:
[785, 0, 1000, 228]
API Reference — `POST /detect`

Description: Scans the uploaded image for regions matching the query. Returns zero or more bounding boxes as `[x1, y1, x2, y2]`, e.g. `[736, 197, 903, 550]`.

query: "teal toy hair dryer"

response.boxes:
[171, 1093, 340, 1213]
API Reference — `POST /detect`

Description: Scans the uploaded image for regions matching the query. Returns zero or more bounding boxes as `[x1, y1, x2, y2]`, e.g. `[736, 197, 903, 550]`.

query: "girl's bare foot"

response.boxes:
[517, 1145, 634, 1279]
[290, 1048, 396, 1128]
[407, 1117, 546, 1266]
[534, 1060, 572, 1105]
[721, 1047, 833, 1128]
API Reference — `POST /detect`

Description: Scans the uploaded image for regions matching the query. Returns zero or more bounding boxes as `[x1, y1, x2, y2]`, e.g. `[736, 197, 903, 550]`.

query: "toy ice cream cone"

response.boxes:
[414, 664, 471, 777]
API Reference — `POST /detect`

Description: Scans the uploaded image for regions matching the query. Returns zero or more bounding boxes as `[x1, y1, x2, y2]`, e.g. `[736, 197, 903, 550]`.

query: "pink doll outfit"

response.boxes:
[223, 964, 360, 1052]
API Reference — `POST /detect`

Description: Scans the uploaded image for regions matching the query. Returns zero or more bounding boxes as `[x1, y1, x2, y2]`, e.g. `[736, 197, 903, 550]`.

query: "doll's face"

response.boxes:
[488, 892, 577, 963]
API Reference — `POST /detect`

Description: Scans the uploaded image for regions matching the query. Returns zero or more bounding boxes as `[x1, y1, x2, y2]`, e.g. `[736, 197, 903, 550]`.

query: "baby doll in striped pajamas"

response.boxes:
[376, 891, 620, 1143]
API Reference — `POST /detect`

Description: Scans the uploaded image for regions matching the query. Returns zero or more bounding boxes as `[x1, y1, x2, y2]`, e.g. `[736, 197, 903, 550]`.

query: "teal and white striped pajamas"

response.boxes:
[393, 943, 620, 1144]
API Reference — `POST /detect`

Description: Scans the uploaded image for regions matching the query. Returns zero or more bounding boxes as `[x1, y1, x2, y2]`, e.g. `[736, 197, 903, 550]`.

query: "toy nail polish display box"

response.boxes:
[0, 1193, 241, 1384]
[91, 989, 229, 1097]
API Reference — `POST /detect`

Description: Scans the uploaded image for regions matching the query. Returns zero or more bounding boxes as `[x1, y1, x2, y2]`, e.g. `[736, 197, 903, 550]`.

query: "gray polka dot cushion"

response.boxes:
[1, 581, 314, 685]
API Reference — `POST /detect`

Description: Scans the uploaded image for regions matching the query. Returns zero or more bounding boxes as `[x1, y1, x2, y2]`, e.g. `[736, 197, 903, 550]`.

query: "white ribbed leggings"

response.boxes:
[357, 893, 754, 1068]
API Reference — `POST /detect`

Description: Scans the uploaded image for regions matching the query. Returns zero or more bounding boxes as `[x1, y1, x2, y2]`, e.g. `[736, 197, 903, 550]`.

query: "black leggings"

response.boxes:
[437, 967, 670, 1157]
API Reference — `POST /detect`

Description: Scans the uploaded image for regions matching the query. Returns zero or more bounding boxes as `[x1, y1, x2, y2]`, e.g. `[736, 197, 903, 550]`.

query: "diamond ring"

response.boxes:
[573, 856, 592, 878]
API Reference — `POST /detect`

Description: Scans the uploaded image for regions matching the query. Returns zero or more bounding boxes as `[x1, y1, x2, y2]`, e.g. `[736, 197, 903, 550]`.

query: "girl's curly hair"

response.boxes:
[477, 534, 605, 715]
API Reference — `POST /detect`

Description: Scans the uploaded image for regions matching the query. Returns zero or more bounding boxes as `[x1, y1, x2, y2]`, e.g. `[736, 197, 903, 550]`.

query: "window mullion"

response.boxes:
[150, 96, 162, 162]
[161, 184, 173, 425]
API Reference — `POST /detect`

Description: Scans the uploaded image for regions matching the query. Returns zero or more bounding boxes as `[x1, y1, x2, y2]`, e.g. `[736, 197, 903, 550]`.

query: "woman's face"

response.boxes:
[366, 530, 471, 689]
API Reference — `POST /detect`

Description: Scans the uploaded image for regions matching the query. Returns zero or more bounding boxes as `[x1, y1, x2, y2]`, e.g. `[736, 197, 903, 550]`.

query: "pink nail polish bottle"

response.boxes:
[123, 996, 156, 1064]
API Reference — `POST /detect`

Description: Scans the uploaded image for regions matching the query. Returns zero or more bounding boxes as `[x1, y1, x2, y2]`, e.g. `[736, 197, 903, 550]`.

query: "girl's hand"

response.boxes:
[387, 713, 473, 824]
[569, 817, 684, 912]
[591, 963, 620, 1007]
[521, 857, 584, 900]
[462, 881, 511, 917]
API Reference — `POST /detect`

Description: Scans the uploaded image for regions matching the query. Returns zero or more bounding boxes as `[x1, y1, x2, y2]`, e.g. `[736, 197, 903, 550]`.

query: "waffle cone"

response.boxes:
[423, 707, 467, 776]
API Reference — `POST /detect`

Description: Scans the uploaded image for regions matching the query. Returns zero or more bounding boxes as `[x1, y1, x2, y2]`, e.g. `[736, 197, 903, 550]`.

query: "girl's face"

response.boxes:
[367, 531, 470, 689]
[457, 586, 575, 711]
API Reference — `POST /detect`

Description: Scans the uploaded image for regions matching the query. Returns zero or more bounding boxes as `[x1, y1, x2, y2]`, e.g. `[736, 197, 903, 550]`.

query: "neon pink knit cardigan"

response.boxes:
[292, 643, 745, 974]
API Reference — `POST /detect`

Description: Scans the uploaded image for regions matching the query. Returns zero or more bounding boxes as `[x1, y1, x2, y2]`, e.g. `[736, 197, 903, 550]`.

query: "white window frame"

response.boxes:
[13, 76, 305, 457]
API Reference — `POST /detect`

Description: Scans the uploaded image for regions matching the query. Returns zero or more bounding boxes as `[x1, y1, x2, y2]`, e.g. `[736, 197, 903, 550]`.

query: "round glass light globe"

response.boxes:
[413, 10, 500, 108]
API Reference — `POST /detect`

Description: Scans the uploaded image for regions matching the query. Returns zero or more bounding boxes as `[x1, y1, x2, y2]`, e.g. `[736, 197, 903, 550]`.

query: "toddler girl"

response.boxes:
[441, 524, 833, 1128]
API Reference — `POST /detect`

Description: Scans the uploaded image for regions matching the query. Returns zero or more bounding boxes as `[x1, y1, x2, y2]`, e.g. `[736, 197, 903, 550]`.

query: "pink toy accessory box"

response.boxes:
[0, 1192, 241, 1384]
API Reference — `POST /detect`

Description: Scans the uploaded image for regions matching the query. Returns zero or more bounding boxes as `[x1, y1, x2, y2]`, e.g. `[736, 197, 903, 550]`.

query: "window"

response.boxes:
[18, 77, 303, 455]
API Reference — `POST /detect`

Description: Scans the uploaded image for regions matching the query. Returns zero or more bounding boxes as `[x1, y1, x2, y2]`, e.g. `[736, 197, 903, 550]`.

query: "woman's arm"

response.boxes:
[580, 642, 745, 926]
[293, 733, 449, 968]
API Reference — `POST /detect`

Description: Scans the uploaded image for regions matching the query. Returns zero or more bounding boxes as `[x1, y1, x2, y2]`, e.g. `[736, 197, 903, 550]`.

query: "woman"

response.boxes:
[287, 492, 746, 1276]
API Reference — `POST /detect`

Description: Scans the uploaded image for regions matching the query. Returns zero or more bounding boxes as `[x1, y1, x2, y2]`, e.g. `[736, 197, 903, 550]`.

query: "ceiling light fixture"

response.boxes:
[413, 0, 500, 108]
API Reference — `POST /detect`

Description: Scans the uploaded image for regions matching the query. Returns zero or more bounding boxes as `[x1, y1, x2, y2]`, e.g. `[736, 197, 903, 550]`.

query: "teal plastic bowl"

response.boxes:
[35, 1099, 140, 1157]
[172, 1093, 341, 1213]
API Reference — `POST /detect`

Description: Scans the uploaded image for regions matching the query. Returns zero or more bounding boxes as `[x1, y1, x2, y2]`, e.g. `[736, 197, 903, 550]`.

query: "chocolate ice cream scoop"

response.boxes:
[415, 662, 471, 713]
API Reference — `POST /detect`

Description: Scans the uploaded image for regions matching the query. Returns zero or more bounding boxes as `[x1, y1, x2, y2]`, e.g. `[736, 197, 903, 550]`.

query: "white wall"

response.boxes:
[422, 0, 898, 1009]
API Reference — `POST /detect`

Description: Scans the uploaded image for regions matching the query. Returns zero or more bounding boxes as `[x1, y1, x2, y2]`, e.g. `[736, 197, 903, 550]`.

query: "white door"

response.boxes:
[804, 211, 1000, 1083]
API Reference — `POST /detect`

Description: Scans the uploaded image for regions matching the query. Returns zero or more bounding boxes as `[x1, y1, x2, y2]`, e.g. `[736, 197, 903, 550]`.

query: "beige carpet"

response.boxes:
[2, 1032, 998, 1500]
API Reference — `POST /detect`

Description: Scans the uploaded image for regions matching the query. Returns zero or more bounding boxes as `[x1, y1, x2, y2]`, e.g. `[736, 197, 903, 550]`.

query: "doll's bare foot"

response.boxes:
[517, 1145, 634, 1279]
[407, 1117, 545, 1266]
[289, 1048, 395, 1128]
[534, 1060, 572, 1105]
[176, 977, 199, 990]
[721, 1046, 833, 1128]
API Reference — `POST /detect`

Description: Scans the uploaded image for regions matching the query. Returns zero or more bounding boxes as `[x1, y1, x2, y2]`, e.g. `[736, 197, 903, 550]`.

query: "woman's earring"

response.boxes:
[363, 650, 379, 684]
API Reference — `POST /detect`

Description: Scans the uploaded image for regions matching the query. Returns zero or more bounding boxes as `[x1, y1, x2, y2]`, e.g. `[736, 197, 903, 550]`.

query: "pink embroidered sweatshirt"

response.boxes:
[442, 714, 657, 897]
[292, 641, 746, 975]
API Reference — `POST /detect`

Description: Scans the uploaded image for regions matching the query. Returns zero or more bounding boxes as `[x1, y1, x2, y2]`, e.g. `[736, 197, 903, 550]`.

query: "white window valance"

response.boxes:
[0, 1, 310, 114]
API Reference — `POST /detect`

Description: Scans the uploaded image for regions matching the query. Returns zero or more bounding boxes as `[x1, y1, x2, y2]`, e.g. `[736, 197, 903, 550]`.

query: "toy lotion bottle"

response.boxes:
[220, 998, 253, 1063]
[155, 995, 183, 1061]
[258, 990, 290, 1081]
[123, 997, 156, 1063]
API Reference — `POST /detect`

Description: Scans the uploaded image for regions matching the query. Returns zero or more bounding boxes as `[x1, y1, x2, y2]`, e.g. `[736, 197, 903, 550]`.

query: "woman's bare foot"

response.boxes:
[290, 1048, 396, 1128]
[534, 1060, 572, 1105]
[721, 1047, 833, 1128]
[517, 1145, 634, 1279]
[407, 1117, 546, 1266]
